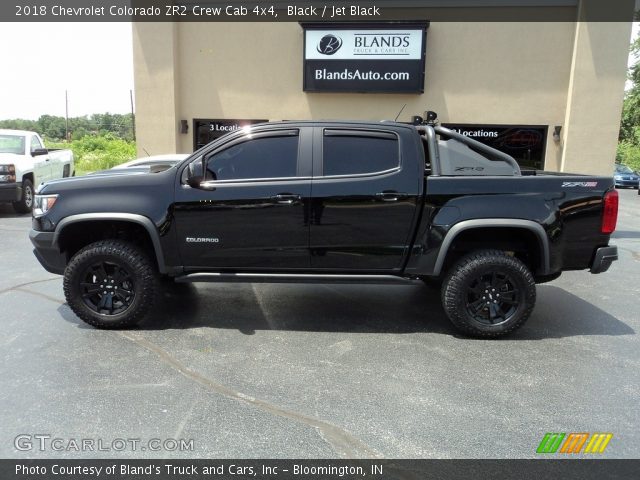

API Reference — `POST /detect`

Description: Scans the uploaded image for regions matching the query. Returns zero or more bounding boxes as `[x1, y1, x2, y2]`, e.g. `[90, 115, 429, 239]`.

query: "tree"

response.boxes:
[619, 35, 640, 143]
[617, 21, 640, 171]
[0, 118, 37, 131]
[0, 113, 134, 142]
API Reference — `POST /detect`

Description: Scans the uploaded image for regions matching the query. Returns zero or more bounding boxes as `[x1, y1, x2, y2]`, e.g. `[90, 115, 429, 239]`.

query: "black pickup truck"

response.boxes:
[29, 115, 619, 337]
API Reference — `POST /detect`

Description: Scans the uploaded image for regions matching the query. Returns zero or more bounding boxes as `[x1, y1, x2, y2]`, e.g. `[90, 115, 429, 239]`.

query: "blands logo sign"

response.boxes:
[316, 34, 343, 55]
[305, 29, 424, 60]
[537, 433, 613, 454]
[301, 22, 429, 93]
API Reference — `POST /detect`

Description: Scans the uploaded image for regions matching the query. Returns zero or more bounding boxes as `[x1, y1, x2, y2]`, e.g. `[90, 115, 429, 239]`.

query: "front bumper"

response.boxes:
[29, 229, 66, 275]
[590, 245, 618, 274]
[0, 183, 21, 202]
[614, 179, 639, 188]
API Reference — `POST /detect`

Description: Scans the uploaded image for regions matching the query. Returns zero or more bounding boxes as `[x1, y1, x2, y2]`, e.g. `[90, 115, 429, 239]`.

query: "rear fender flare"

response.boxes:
[433, 219, 551, 276]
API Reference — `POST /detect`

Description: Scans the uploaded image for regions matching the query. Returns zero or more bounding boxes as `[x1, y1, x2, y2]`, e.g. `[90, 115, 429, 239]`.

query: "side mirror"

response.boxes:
[31, 148, 49, 157]
[186, 158, 205, 188]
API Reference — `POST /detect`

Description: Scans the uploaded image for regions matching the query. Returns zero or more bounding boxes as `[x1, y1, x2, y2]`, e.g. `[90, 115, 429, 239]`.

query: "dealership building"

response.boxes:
[132, 1, 634, 175]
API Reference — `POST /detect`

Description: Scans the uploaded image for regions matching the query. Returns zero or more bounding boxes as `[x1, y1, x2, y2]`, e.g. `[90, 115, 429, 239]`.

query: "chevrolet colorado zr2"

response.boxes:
[29, 116, 619, 337]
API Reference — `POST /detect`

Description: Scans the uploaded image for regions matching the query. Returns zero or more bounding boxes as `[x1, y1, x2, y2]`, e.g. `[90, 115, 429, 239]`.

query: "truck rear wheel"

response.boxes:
[441, 250, 536, 338]
[12, 178, 34, 214]
[63, 240, 158, 329]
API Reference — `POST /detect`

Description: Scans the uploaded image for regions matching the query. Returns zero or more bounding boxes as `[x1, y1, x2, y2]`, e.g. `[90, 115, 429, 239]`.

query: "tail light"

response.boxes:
[601, 189, 618, 234]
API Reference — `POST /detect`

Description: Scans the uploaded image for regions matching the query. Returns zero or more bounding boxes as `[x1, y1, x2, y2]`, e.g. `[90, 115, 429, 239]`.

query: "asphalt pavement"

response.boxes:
[0, 189, 638, 459]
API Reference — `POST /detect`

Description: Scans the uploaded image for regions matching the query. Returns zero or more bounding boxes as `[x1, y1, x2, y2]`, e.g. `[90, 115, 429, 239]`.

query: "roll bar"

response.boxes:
[435, 126, 521, 173]
[416, 124, 521, 176]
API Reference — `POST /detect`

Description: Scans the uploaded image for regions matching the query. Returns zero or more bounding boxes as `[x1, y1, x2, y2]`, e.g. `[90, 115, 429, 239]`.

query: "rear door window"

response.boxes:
[322, 130, 399, 176]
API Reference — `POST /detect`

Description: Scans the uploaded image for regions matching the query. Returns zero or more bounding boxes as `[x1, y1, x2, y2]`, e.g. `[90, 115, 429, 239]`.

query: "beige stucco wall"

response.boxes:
[132, 22, 180, 154]
[133, 15, 632, 175]
[561, 21, 632, 175]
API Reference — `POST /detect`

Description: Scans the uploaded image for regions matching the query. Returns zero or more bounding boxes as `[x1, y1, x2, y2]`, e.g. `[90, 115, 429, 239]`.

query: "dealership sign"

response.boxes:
[301, 22, 429, 93]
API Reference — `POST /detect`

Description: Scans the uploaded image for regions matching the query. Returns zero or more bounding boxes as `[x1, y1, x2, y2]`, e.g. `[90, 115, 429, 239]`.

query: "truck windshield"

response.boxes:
[615, 164, 634, 174]
[0, 135, 25, 155]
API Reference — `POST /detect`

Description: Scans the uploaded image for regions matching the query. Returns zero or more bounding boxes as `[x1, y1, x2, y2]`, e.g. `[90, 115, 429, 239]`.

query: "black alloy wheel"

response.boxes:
[64, 239, 158, 329]
[441, 250, 536, 337]
[464, 271, 521, 326]
[80, 261, 136, 316]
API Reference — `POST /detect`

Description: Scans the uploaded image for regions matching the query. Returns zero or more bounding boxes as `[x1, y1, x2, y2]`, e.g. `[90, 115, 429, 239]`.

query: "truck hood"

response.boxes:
[0, 152, 23, 164]
[87, 164, 173, 176]
[38, 166, 176, 195]
[87, 167, 154, 176]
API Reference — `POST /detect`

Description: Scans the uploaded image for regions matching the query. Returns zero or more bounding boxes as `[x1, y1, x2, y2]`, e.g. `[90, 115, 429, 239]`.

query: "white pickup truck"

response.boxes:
[0, 129, 74, 213]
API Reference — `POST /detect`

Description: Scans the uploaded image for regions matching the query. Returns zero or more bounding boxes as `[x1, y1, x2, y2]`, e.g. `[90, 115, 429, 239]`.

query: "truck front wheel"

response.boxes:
[12, 178, 34, 214]
[63, 240, 158, 329]
[441, 250, 536, 338]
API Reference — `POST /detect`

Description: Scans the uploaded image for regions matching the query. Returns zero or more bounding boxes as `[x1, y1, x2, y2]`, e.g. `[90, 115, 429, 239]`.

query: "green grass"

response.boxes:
[46, 134, 136, 176]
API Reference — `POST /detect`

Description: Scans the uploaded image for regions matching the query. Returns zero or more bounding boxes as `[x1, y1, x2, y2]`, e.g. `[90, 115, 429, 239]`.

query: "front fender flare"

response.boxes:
[53, 213, 167, 274]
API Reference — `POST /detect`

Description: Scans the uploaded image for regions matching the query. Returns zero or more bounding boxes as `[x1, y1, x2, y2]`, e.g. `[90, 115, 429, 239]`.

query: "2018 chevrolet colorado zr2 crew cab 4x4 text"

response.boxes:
[29, 115, 618, 337]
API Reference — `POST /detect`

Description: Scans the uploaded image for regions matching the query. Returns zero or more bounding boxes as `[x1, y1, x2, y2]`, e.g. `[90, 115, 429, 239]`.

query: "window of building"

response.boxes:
[193, 119, 268, 150]
[322, 132, 399, 176]
[441, 124, 548, 171]
[205, 134, 299, 181]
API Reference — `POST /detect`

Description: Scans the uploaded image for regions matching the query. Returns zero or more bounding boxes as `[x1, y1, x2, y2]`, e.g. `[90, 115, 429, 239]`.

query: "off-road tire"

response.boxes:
[12, 178, 34, 214]
[64, 240, 158, 329]
[441, 250, 536, 338]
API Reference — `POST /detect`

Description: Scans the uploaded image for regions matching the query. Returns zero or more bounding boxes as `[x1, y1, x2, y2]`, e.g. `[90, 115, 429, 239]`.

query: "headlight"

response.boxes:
[614, 175, 622, 180]
[0, 164, 15, 175]
[0, 174, 16, 182]
[33, 194, 59, 217]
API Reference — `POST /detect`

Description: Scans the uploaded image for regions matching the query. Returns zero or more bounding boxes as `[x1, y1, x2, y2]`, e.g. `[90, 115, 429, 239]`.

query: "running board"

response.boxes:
[174, 273, 420, 285]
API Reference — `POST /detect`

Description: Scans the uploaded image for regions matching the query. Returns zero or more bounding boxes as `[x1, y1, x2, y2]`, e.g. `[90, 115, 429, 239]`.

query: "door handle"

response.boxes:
[271, 194, 301, 205]
[375, 191, 405, 202]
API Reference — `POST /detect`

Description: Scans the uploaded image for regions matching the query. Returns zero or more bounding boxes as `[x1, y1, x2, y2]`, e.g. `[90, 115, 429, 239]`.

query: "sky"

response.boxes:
[0, 22, 638, 121]
[0, 22, 134, 120]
